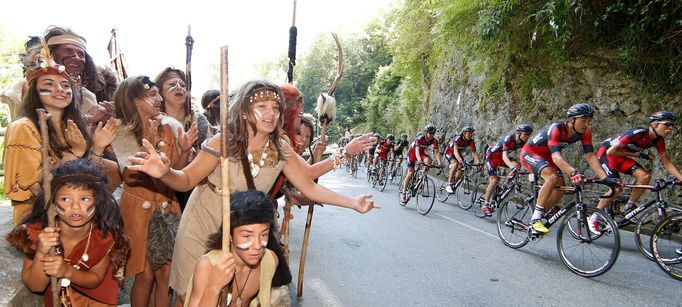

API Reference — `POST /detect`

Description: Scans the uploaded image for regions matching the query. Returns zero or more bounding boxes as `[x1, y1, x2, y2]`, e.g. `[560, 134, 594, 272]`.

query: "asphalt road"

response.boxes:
[284, 168, 681, 306]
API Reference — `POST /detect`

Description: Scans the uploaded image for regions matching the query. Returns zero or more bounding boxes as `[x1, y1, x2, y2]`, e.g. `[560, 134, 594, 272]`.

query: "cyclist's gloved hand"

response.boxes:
[510, 167, 520, 175]
[602, 177, 620, 188]
[570, 172, 584, 185]
[639, 153, 652, 160]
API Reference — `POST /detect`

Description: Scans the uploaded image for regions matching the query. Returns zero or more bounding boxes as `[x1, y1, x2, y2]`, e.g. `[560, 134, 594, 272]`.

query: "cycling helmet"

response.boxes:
[567, 103, 594, 118]
[649, 111, 676, 122]
[374, 133, 381, 138]
[424, 123, 436, 133]
[462, 126, 475, 133]
[516, 124, 533, 133]
[387, 134, 395, 141]
[401, 133, 408, 139]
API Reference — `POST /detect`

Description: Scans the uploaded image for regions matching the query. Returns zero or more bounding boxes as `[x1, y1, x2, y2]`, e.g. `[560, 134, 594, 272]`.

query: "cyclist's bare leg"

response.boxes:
[484, 175, 500, 203]
[447, 161, 457, 184]
[532, 167, 562, 217]
[403, 167, 416, 192]
[629, 168, 651, 203]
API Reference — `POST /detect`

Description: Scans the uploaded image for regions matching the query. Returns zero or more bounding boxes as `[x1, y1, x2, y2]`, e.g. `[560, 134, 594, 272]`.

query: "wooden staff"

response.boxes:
[286, 0, 297, 83]
[219, 46, 231, 254]
[185, 25, 194, 117]
[298, 33, 344, 297]
[107, 28, 128, 83]
[37, 109, 58, 307]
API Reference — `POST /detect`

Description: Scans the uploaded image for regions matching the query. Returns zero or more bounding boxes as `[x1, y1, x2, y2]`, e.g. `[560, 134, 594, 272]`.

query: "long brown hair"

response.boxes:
[114, 76, 155, 142]
[227, 80, 286, 161]
[22, 76, 92, 158]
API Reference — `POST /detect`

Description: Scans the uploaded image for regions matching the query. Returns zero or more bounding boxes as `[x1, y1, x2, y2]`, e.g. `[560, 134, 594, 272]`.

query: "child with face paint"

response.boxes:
[3, 58, 118, 225]
[128, 79, 379, 305]
[6, 159, 129, 307]
[185, 190, 278, 307]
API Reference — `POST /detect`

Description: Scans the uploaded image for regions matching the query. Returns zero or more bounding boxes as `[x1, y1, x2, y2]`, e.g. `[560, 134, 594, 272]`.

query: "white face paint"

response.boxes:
[166, 78, 186, 93]
[253, 108, 264, 121]
[261, 240, 268, 248]
[235, 241, 253, 251]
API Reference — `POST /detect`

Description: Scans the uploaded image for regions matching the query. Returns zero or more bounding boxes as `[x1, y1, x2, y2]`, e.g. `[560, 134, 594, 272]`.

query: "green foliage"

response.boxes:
[0, 23, 24, 127]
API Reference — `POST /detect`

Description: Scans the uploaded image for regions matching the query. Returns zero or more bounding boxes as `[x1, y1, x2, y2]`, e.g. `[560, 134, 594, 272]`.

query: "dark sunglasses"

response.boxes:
[658, 122, 675, 127]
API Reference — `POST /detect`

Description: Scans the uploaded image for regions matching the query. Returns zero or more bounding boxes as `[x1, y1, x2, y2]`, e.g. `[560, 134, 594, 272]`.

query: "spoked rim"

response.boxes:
[436, 179, 450, 203]
[557, 207, 620, 277]
[496, 193, 531, 249]
[635, 206, 682, 261]
[416, 177, 436, 215]
[651, 214, 682, 281]
[455, 178, 474, 210]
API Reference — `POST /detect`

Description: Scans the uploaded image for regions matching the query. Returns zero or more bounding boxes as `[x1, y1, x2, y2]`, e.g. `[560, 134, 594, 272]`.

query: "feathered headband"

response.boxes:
[26, 38, 73, 84]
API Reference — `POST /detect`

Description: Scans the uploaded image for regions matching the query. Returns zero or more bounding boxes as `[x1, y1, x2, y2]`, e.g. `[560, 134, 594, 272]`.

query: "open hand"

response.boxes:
[127, 138, 171, 178]
[178, 124, 199, 153]
[344, 133, 378, 155]
[92, 118, 119, 152]
[353, 194, 381, 213]
[64, 120, 88, 157]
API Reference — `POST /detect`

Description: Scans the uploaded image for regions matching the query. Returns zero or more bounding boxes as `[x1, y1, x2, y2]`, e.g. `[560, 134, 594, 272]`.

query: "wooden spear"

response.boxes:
[37, 109, 59, 307]
[185, 25, 194, 119]
[219, 46, 231, 255]
[297, 33, 344, 297]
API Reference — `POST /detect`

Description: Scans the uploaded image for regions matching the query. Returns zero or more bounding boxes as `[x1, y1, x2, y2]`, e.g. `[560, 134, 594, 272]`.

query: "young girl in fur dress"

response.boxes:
[6, 159, 129, 306]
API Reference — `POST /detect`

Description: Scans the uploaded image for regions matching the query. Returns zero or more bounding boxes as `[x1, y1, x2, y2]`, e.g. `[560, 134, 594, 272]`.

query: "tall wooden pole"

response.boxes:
[220, 46, 231, 254]
[38, 109, 58, 307]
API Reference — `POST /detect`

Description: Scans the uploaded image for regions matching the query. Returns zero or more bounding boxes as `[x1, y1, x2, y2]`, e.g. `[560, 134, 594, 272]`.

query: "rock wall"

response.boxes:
[427, 50, 681, 179]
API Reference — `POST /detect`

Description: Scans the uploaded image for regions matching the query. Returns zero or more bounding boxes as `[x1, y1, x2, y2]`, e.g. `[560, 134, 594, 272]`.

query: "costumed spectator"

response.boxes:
[110, 75, 196, 306]
[185, 190, 278, 307]
[200, 89, 220, 133]
[6, 159, 129, 307]
[3, 46, 118, 225]
[127, 79, 379, 306]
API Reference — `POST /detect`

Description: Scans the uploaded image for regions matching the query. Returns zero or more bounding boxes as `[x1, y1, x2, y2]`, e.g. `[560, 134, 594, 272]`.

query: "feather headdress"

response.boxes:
[26, 38, 72, 83]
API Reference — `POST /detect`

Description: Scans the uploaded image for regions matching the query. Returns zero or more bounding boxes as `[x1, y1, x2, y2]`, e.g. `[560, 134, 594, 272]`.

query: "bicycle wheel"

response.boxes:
[436, 179, 450, 203]
[455, 178, 474, 210]
[651, 213, 682, 281]
[378, 165, 389, 192]
[557, 206, 620, 277]
[472, 181, 487, 218]
[496, 193, 531, 248]
[397, 176, 409, 207]
[635, 205, 682, 261]
[393, 164, 403, 185]
[416, 177, 436, 215]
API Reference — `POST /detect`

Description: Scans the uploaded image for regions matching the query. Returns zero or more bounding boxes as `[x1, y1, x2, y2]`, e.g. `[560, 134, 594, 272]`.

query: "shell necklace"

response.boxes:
[247, 139, 270, 177]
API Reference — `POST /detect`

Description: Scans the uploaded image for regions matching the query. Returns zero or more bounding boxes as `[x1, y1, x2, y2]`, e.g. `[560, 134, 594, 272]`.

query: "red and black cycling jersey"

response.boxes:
[599, 127, 665, 154]
[408, 134, 439, 160]
[376, 139, 394, 155]
[524, 121, 594, 156]
[445, 134, 476, 157]
[488, 134, 525, 154]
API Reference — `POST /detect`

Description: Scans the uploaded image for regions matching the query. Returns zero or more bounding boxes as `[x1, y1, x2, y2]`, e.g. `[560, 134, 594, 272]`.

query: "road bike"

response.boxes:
[496, 176, 620, 277]
[398, 164, 443, 215]
[435, 162, 483, 210]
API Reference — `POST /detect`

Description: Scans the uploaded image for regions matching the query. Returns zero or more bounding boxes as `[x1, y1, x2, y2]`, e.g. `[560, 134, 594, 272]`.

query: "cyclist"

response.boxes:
[401, 124, 442, 203]
[444, 126, 481, 194]
[594, 111, 682, 233]
[372, 134, 395, 173]
[520, 103, 616, 234]
[366, 133, 382, 170]
[394, 133, 410, 162]
[481, 124, 533, 216]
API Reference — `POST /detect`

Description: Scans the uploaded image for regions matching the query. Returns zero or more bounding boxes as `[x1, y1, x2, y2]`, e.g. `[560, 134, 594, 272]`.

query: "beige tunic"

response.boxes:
[169, 142, 286, 298]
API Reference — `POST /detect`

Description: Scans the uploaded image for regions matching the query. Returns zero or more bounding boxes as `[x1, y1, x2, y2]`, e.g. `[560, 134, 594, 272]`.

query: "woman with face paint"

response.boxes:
[6, 159, 129, 307]
[109, 75, 185, 307]
[185, 190, 278, 307]
[155, 67, 204, 210]
[3, 59, 106, 225]
[128, 79, 380, 306]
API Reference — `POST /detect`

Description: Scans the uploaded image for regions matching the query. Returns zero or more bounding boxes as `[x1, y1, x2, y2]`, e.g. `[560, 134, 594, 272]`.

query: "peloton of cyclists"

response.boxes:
[444, 126, 482, 194]
[401, 124, 442, 204]
[520, 103, 618, 234]
[594, 111, 682, 233]
[480, 124, 534, 216]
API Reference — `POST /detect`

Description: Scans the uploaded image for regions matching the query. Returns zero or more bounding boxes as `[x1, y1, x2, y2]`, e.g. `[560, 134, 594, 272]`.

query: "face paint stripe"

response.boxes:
[236, 241, 253, 250]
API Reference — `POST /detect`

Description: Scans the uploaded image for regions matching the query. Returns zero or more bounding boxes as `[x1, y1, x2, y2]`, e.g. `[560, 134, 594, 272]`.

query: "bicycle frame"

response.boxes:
[613, 179, 681, 228]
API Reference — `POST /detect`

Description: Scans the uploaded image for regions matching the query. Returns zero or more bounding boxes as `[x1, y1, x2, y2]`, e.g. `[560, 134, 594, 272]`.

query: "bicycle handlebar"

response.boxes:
[554, 177, 616, 199]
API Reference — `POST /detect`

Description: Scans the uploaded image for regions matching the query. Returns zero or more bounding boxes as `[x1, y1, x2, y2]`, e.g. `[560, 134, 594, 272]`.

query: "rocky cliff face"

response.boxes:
[427, 50, 681, 179]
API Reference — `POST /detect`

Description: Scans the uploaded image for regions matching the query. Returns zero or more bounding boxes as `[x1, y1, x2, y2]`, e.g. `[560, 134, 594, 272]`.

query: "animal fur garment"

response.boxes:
[146, 208, 179, 270]
[315, 93, 336, 123]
